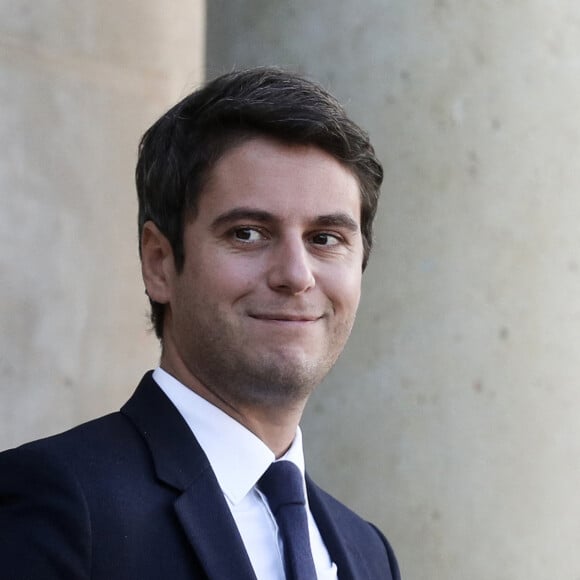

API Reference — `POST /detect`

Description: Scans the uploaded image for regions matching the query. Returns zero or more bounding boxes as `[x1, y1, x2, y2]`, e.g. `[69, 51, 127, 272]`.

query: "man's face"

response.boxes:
[161, 137, 364, 409]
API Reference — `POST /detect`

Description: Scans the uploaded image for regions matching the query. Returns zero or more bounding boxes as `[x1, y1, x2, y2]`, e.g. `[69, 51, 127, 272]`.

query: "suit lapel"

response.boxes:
[174, 470, 257, 580]
[307, 475, 368, 580]
[121, 373, 257, 580]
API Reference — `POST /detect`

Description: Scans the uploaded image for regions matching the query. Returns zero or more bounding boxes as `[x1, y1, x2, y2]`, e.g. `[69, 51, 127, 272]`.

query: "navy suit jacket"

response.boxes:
[0, 372, 400, 579]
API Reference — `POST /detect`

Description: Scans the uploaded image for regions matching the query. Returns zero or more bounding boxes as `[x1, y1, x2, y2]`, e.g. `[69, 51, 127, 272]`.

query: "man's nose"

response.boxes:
[267, 236, 316, 294]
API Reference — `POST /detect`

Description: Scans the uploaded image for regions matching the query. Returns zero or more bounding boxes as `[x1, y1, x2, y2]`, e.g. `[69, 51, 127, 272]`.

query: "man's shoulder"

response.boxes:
[0, 373, 160, 477]
[0, 410, 145, 486]
[5, 410, 131, 454]
[1, 371, 158, 460]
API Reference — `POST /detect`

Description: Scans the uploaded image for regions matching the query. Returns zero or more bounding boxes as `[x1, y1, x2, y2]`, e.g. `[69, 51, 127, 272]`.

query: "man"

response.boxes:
[0, 68, 400, 579]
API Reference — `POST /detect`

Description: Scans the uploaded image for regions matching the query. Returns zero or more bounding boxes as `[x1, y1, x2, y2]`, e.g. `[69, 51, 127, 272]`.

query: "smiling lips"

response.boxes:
[249, 313, 322, 322]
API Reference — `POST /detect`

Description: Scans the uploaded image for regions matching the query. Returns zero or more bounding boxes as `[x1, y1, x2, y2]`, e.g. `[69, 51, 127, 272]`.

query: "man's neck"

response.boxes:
[158, 358, 307, 458]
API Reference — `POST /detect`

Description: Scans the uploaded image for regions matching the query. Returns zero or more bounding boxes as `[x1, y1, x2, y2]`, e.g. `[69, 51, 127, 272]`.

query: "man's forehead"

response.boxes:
[204, 136, 358, 187]
[197, 137, 361, 217]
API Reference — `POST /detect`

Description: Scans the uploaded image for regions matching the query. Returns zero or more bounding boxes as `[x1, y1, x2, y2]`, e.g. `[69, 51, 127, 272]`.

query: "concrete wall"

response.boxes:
[0, 0, 204, 449]
[207, 2, 580, 579]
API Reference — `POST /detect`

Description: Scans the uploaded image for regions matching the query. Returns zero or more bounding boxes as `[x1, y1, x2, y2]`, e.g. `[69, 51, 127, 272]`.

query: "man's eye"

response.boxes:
[311, 233, 340, 246]
[233, 227, 264, 242]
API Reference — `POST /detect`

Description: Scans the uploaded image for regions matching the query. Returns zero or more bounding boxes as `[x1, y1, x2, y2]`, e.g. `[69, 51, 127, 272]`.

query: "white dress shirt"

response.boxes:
[153, 367, 338, 580]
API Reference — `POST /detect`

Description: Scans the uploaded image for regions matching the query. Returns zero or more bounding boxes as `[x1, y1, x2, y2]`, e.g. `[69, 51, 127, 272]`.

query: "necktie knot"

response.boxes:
[258, 460, 305, 513]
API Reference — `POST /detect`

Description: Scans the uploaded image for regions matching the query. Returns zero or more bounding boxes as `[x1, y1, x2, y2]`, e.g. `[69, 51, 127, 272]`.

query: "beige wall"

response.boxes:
[0, 1, 205, 448]
[207, 2, 580, 579]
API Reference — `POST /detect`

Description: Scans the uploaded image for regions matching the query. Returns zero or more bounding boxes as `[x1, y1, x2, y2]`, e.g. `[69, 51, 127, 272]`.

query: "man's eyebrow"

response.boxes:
[314, 213, 360, 232]
[211, 208, 275, 229]
[210, 208, 360, 232]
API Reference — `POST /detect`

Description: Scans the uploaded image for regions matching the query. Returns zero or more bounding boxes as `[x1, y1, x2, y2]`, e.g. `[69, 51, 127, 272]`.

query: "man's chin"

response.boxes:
[243, 351, 333, 400]
[255, 347, 323, 376]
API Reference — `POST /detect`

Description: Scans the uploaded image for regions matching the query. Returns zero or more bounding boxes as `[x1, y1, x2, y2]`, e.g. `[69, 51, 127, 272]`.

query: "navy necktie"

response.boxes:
[258, 460, 317, 580]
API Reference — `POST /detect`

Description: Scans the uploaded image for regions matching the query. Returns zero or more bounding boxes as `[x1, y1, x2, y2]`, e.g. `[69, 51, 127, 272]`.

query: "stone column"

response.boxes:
[0, 1, 204, 448]
[207, 2, 580, 578]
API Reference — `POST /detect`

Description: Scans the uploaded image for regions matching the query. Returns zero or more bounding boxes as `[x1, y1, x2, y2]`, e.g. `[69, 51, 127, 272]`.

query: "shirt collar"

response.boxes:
[152, 367, 305, 505]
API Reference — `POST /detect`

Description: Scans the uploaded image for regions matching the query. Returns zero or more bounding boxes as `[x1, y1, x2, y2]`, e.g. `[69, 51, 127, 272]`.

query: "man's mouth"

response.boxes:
[249, 313, 321, 322]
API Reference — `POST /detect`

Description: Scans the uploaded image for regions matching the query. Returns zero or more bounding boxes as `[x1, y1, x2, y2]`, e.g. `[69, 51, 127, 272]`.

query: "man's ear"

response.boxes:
[140, 221, 175, 305]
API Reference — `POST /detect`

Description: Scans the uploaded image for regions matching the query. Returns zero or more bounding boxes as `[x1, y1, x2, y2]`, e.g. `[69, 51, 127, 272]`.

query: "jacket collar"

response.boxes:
[121, 372, 257, 580]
